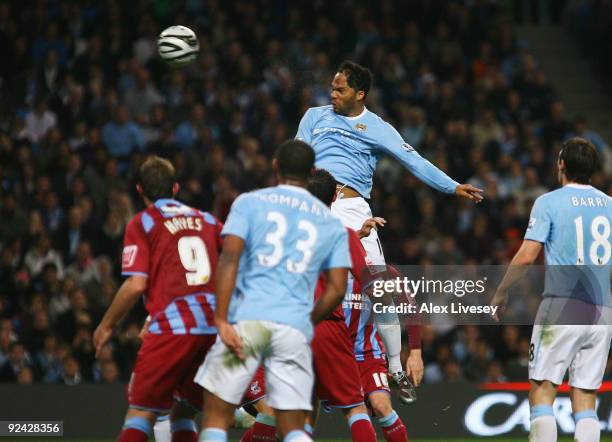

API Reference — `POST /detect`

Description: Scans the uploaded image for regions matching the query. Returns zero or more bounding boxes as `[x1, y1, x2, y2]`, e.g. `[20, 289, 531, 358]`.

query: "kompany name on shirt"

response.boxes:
[253, 192, 330, 218]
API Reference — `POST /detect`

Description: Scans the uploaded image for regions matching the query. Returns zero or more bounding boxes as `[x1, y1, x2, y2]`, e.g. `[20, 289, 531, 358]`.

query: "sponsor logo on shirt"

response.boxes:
[122, 245, 138, 268]
[159, 203, 193, 214]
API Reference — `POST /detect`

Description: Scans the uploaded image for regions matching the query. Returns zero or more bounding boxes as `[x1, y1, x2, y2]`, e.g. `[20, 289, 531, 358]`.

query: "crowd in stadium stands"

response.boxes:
[0, 0, 610, 385]
[566, 0, 612, 99]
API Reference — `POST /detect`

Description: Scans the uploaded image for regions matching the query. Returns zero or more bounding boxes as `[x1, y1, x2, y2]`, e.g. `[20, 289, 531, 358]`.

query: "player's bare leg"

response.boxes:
[274, 409, 311, 441]
[199, 390, 235, 442]
[528, 380, 557, 442]
[570, 387, 600, 442]
[169, 401, 198, 442]
[304, 398, 319, 435]
[369, 391, 408, 442]
[118, 407, 157, 442]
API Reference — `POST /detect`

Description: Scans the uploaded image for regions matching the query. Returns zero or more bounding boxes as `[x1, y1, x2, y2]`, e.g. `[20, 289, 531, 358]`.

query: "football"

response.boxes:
[157, 25, 199, 67]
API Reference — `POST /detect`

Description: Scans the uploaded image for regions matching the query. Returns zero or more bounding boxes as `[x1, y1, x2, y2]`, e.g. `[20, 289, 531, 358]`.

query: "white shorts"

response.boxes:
[529, 321, 612, 390]
[194, 321, 313, 411]
[331, 196, 386, 265]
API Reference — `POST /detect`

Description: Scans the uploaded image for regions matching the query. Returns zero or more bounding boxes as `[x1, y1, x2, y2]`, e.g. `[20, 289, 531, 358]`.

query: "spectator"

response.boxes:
[123, 68, 164, 122]
[54, 206, 95, 263]
[0, 342, 32, 382]
[21, 99, 57, 144]
[566, 116, 612, 173]
[60, 355, 82, 385]
[505, 337, 531, 381]
[101, 106, 145, 160]
[99, 360, 120, 383]
[0, 194, 27, 244]
[23, 234, 64, 279]
[174, 104, 207, 149]
[16, 366, 34, 384]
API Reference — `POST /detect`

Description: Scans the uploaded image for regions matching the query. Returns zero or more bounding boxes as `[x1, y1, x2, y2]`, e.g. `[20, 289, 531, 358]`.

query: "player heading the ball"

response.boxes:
[296, 60, 482, 395]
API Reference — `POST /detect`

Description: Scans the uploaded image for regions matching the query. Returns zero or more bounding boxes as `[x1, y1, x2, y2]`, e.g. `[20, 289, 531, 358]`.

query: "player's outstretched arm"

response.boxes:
[94, 275, 147, 357]
[214, 234, 245, 359]
[378, 126, 484, 201]
[311, 267, 348, 324]
[491, 239, 543, 321]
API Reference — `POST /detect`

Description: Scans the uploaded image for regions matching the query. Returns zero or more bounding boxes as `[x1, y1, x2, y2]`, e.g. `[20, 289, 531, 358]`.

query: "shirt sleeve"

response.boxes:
[122, 215, 150, 277]
[295, 108, 315, 144]
[321, 226, 352, 270]
[375, 121, 459, 194]
[221, 195, 251, 240]
[524, 196, 552, 243]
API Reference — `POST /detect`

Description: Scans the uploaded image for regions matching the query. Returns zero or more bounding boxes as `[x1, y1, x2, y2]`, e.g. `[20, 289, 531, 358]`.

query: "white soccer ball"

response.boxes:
[157, 25, 199, 67]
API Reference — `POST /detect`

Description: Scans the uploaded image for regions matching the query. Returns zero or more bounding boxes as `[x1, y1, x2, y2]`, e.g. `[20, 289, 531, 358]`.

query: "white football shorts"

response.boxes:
[331, 196, 386, 265]
[194, 321, 313, 411]
[529, 299, 612, 389]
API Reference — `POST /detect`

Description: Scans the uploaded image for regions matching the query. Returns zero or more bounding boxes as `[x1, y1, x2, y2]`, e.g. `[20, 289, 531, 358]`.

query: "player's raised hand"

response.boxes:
[455, 184, 484, 203]
[93, 324, 113, 358]
[217, 320, 244, 360]
[405, 349, 424, 387]
[359, 217, 387, 239]
[490, 289, 508, 322]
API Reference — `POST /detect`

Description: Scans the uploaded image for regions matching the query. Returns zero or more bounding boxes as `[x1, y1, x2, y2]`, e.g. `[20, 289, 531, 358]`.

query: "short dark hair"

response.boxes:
[337, 60, 373, 98]
[275, 140, 315, 181]
[307, 169, 336, 206]
[559, 137, 599, 184]
[138, 156, 176, 201]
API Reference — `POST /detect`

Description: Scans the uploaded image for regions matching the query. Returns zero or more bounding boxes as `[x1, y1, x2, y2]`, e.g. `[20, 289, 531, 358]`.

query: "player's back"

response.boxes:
[224, 184, 349, 340]
[526, 184, 611, 305]
[122, 198, 222, 333]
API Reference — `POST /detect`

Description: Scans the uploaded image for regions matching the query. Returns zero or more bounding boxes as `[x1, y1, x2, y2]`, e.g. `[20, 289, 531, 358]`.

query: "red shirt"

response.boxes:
[314, 228, 368, 320]
[121, 199, 223, 335]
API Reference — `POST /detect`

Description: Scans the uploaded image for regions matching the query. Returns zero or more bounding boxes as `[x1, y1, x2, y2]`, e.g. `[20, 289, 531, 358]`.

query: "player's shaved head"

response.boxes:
[274, 140, 315, 181]
[138, 156, 176, 201]
[559, 137, 599, 184]
[307, 169, 336, 207]
[337, 60, 373, 98]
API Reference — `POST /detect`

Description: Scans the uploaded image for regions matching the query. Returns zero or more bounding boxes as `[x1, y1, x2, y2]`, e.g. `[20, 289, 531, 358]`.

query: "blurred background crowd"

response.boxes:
[0, 0, 610, 386]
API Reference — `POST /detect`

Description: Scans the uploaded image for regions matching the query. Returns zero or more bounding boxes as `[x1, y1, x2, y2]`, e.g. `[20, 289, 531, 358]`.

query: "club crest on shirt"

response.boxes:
[122, 245, 138, 268]
[528, 217, 536, 230]
[355, 123, 367, 132]
[250, 380, 261, 395]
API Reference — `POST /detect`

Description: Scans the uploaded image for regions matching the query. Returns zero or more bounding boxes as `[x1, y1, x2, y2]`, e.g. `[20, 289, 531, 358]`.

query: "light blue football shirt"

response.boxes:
[296, 105, 459, 198]
[525, 184, 611, 305]
[222, 184, 351, 340]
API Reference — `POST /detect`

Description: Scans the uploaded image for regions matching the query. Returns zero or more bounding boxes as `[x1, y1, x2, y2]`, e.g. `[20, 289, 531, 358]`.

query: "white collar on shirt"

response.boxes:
[565, 183, 592, 189]
[340, 106, 368, 120]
